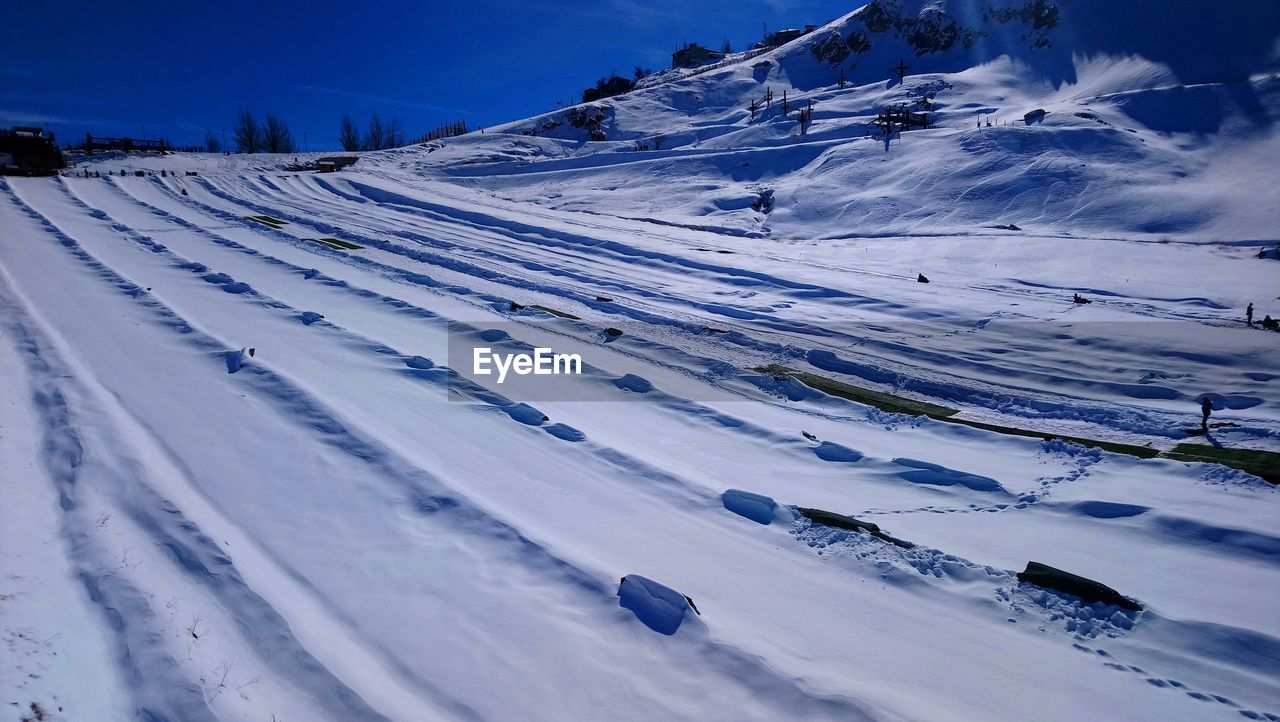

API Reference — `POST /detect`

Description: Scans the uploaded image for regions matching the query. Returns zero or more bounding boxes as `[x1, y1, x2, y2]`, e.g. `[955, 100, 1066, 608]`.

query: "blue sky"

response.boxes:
[2, 0, 854, 150]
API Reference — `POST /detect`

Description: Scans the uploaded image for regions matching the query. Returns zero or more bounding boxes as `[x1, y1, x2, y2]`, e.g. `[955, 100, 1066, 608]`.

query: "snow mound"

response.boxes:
[721, 489, 779, 525]
[893, 458, 1005, 492]
[812, 441, 864, 463]
[404, 355, 435, 370]
[505, 402, 548, 425]
[223, 347, 247, 374]
[613, 374, 653, 393]
[618, 575, 696, 635]
[544, 423, 585, 442]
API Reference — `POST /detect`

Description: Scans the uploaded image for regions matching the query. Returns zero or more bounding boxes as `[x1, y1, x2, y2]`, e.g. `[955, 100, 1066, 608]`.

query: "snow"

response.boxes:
[3, 0, 1280, 719]
[617, 575, 698, 635]
[721, 489, 781, 525]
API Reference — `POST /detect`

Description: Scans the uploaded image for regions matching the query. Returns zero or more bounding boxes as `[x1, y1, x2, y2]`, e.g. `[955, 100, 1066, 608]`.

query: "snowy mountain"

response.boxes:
[407, 0, 1280, 243]
[2, 2, 1279, 721]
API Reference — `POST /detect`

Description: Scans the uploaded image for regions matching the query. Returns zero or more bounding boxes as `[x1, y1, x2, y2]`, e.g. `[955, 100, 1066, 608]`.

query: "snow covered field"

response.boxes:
[3, 1, 1279, 720]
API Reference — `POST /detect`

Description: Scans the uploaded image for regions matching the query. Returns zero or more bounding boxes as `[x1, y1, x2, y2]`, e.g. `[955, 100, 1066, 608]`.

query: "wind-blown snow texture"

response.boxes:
[2, 1, 1279, 720]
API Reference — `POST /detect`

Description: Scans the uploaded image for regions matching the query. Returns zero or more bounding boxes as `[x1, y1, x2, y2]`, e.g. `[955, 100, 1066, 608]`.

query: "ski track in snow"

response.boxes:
[2, 179, 899, 721]
[185, 170, 1278, 446]
[4, 5, 1280, 713]
[4, 168, 1278, 720]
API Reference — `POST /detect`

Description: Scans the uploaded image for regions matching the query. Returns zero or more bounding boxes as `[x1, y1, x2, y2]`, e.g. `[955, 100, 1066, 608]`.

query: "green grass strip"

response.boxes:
[1166, 445, 1280, 484]
[245, 215, 286, 229]
[759, 365, 1162, 461]
[317, 237, 363, 250]
[757, 365, 958, 418]
[946, 417, 1160, 458]
[761, 364, 1280, 480]
[306, 238, 364, 251]
[307, 239, 345, 250]
[529, 305, 581, 320]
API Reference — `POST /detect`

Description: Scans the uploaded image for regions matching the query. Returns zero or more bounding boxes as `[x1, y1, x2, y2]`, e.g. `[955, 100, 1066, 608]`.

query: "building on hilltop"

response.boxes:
[761, 26, 814, 48]
[0, 126, 66, 176]
[82, 133, 170, 153]
[671, 43, 725, 69]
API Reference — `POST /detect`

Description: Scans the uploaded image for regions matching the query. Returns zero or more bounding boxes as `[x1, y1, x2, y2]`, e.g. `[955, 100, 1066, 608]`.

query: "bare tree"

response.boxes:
[262, 114, 295, 153]
[204, 128, 221, 153]
[338, 114, 360, 152]
[414, 120, 468, 144]
[364, 112, 385, 151]
[384, 118, 405, 149]
[234, 109, 260, 153]
[721, 38, 734, 54]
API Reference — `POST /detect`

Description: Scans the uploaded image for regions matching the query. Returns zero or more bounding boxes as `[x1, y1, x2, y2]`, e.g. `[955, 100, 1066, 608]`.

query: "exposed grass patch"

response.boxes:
[757, 365, 958, 418]
[308, 237, 363, 250]
[529, 304, 581, 320]
[759, 365, 1160, 459]
[761, 365, 1280, 479]
[947, 417, 1160, 458]
[245, 215, 288, 229]
[1166, 445, 1280, 484]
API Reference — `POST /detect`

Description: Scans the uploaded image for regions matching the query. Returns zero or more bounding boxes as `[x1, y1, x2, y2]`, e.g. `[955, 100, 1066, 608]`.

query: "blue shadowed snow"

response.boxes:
[1070, 501, 1149, 519]
[613, 374, 653, 393]
[618, 575, 691, 635]
[544, 423, 585, 442]
[505, 403, 547, 426]
[1198, 392, 1264, 411]
[224, 347, 246, 374]
[405, 355, 435, 370]
[722, 489, 777, 525]
[893, 458, 1004, 492]
[812, 441, 863, 463]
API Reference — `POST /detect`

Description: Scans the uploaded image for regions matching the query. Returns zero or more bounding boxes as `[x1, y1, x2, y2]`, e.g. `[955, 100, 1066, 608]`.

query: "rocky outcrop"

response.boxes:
[811, 0, 1060, 62]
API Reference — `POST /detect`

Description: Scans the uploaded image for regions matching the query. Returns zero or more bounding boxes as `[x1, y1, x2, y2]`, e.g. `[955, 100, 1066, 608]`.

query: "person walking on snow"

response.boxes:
[1201, 396, 1213, 432]
[1246, 303, 1254, 327]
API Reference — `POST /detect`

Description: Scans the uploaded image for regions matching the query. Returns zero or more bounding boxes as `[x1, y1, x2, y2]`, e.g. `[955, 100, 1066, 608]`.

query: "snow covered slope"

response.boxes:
[410, 0, 1280, 242]
[3, 1, 1279, 720]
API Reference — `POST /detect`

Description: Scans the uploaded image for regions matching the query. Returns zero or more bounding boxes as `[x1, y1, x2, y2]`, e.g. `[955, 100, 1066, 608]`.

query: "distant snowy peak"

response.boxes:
[409, 0, 1276, 242]
[776, 0, 1280, 89]
[808, 0, 1058, 66]
[493, 0, 1278, 143]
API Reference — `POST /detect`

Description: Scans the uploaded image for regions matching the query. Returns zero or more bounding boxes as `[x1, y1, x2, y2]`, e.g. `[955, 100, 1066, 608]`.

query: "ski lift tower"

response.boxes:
[892, 58, 910, 84]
